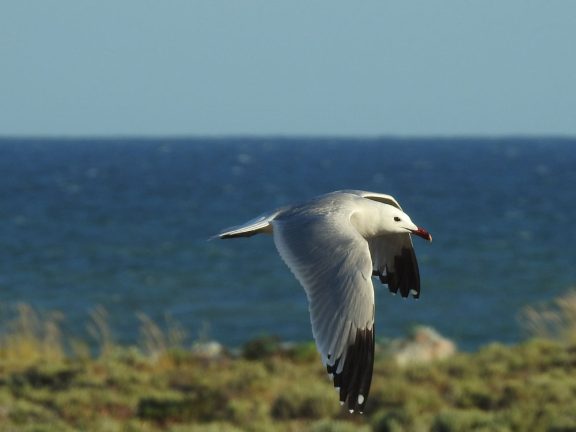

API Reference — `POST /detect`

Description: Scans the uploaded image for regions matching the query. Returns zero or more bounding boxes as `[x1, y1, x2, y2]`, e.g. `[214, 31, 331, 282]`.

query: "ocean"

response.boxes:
[0, 137, 574, 351]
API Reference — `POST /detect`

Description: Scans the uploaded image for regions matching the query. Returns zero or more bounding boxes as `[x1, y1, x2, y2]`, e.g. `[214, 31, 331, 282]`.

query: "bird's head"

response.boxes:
[385, 207, 432, 242]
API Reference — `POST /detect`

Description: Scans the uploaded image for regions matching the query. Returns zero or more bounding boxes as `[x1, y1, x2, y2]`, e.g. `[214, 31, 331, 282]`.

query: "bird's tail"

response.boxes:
[214, 211, 279, 239]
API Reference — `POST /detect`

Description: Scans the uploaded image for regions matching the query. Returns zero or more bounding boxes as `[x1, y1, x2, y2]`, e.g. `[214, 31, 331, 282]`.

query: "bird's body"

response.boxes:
[217, 190, 431, 413]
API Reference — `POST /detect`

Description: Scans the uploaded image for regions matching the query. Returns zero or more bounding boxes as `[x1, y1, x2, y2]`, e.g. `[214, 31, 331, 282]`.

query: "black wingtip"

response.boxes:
[375, 248, 421, 299]
[218, 231, 259, 239]
[326, 326, 375, 413]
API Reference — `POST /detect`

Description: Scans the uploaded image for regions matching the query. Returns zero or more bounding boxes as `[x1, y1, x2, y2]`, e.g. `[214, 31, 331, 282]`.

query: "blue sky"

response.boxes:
[1, 1, 575, 136]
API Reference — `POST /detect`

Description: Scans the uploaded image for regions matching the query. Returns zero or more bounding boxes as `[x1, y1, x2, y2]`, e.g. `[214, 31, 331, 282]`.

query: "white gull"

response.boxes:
[216, 190, 432, 413]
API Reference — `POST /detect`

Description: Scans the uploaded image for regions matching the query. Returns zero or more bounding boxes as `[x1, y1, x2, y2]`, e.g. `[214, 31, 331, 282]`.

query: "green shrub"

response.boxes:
[241, 335, 282, 360]
[285, 341, 319, 363]
[271, 383, 338, 419]
[167, 422, 246, 432]
[431, 409, 509, 432]
[137, 386, 228, 423]
[225, 398, 269, 426]
[450, 379, 497, 410]
[9, 366, 79, 392]
[7, 398, 60, 425]
[307, 418, 371, 432]
[371, 408, 414, 432]
[222, 361, 270, 393]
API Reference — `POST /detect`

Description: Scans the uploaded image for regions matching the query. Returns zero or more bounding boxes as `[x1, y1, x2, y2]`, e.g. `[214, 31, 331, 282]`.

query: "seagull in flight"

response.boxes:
[216, 190, 432, 413]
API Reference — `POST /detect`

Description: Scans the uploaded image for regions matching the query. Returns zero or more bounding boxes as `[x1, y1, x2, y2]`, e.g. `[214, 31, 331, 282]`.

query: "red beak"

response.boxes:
[411, 227, 432, 242]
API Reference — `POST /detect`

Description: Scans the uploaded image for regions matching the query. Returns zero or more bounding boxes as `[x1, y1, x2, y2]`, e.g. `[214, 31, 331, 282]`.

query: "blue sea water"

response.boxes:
[0, 137, 575, 351]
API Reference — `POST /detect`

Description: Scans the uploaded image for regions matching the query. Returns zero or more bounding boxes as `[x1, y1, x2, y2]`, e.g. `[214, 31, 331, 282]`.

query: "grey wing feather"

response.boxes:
[341, 190, 403, 210]
[272, 211, 375, 412]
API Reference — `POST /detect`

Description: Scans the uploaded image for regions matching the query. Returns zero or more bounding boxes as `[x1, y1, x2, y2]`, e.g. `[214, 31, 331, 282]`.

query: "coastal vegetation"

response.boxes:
[1, 291, 576, 432]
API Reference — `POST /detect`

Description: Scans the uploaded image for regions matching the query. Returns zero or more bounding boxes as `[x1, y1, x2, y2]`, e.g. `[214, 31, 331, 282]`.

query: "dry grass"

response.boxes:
[0, 303, 187, 368]
[137, 312, 187, 359]
[87, 305, 115, 358]
[0, 303, 65, 364]
[520, 288, 576, 342]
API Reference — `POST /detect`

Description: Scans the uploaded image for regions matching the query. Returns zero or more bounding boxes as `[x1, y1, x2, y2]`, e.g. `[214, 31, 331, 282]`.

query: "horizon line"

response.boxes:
[1, 133, 575, 142]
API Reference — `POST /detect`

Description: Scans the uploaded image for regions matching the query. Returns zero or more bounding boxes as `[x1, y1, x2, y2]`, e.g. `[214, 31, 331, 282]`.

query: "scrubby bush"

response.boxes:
[271, 382, 339, 419]
[137, 385, 228, 423]
[3, 297, 576, 431]
[308, 418, 371, 432]
[241, 335, 282, 360]
[430, 409, 508, 432]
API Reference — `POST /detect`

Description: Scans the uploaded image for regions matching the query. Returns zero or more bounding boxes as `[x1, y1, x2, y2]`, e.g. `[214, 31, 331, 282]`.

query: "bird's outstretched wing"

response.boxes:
[368, 233, 421, 299]
[272, 211, 375, 413]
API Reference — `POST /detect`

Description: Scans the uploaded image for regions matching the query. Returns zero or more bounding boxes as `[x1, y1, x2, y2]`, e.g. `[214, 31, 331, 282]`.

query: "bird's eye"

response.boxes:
[394, 216, 401, 222]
